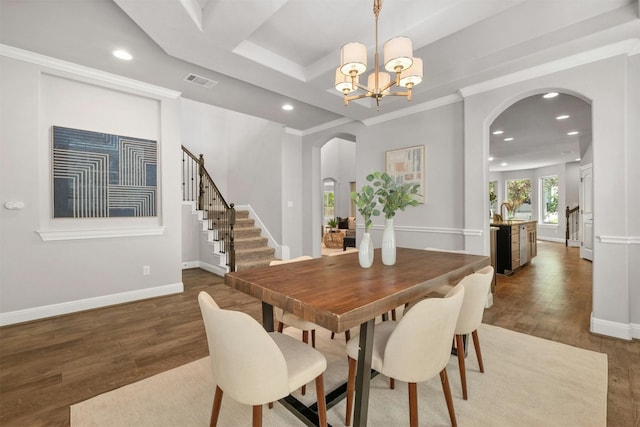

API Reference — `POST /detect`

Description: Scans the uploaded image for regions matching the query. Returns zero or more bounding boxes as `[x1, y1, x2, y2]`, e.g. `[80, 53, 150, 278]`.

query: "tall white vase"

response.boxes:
[381, 218, 396, 265]
[358, 232, 374, 268]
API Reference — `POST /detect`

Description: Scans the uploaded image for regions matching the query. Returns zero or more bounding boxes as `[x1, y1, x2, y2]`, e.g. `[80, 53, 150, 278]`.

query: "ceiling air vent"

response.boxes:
[184, 73, 218, 89]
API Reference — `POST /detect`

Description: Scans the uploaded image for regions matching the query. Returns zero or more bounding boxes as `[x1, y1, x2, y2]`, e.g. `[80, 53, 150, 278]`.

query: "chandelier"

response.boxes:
[334, 0, 423, 109]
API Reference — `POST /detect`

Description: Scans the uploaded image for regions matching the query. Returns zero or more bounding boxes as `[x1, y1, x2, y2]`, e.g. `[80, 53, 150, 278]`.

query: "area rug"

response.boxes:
[70, 323, 607, 426]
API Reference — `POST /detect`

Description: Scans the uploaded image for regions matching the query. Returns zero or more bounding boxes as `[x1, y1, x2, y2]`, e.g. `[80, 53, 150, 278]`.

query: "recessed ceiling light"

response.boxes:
[282, 104, 294, 111]
[567, 131, 579, 135]
[543, 92, 559, 99]
[556, 114, 570, 120]
[488, 157, 494, 161]
[501, 162, 507, 166]
[492, 130, 504, 135]
[113, 49, 132, 61]
[504, 137, 514, 141]
[575, 158, 581, 161]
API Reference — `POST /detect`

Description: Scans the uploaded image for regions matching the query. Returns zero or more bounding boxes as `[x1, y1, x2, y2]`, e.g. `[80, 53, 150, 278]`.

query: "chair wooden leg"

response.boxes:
[315, 374, 328, 427]
[389, 377, 395, 389]
[345, 356, 356, 426]
[312, 329, 316, 348]
[252, 405, 262, 427]
[408, 382, 418, 427]
[455, 334, 468, 400]
[268, 402, 273, 409]
[210, 386, 223, 427]
[331, 332, 335, 339]
[472, 330, 484, 373]
[300, 330, 309, 395]
[345, 330, 351, 342]
[391, 308, 397, 321]
[440, 369, 457, 427]
[277, 322, 284, 333]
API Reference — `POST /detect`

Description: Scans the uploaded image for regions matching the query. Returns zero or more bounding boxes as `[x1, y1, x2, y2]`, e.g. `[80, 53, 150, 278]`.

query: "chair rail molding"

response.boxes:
[597, 235, 640, 245]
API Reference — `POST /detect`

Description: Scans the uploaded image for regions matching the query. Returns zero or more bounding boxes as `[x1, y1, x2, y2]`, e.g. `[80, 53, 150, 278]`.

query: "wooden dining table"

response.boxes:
[225, 247, 490, 426]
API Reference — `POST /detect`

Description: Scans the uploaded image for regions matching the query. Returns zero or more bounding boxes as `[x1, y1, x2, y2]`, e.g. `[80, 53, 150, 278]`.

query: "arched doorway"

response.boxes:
[488, 91, 592, 250]
[320, 138, 356, 255]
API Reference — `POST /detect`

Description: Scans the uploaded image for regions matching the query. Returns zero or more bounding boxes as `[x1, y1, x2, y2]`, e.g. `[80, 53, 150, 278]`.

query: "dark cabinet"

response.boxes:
[492, 221, 537, 275]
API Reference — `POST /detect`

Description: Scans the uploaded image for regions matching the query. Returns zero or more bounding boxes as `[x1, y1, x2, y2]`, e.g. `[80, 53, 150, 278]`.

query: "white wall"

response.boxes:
[0, 53, 183, 324]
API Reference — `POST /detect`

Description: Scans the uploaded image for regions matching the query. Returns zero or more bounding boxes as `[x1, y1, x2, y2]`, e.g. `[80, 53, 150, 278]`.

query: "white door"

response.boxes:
[580, 164, 593, 261]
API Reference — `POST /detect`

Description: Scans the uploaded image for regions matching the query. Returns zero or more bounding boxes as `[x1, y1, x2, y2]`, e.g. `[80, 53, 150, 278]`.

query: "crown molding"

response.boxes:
[0, 44, 181, 99]
[291, 117, 355, 137]
[362, 93, 462, 127]
[459, 38, 640, 98]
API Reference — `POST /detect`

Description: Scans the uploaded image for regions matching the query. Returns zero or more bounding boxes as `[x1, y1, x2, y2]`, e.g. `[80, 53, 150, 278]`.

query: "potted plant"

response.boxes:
[326, 218, 338, 231]
[370, 171, 420, 265]
[351, 175, 380, 268]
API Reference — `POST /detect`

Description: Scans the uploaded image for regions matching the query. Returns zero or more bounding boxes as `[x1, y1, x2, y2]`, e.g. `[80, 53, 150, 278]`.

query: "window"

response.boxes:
[489, 181, 497, 212]
[505, 179, 532, 219]
[323, 179, 336, 221]
[540, 175, 559, 224]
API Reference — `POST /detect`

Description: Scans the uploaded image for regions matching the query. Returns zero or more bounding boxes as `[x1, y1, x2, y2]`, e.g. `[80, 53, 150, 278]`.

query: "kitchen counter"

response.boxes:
[490, 220, 537, 274]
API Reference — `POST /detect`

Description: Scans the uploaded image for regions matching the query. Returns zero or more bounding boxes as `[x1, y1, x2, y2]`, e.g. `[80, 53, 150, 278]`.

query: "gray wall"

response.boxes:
[302, 101, 466, 256]
[463, 54, 639, 339]
[0, 55, 183, 324]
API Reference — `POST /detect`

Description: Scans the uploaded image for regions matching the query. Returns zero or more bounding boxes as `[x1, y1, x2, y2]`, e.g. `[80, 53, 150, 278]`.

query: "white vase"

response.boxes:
[358, 232, 374, 268]
[381, 218, 396, 265]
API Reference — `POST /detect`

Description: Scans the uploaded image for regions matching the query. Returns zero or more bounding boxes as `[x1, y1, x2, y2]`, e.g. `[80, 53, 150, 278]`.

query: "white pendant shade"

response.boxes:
[383, 36, 413, 72]
[340, 42, 367, 76]
[367, 71, 390, 94]
[335, 67, 358, 93]
[399, 57, 423, 87]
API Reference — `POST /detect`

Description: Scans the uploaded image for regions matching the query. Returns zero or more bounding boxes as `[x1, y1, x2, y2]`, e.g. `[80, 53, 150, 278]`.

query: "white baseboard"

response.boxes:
[632, 323, 640, 340]
[536, 236, 565, 243]
[590, 313, 636, 340]
[182, 261, 200, 269]
[197, 261, 228, 277]
[0, 282, 184, 327]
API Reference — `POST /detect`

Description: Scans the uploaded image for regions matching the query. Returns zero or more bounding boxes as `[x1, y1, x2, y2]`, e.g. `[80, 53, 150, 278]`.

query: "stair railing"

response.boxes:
[182, 145, 235, 272]
[565, 205, 580, 246]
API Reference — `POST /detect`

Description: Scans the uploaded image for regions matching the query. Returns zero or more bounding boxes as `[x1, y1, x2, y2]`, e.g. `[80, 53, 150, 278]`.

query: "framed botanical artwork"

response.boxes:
[385, 145, 425, 203]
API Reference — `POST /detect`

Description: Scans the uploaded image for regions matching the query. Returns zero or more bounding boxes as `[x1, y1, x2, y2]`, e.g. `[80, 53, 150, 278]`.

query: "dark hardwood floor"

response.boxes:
[0, 241, 638, 426]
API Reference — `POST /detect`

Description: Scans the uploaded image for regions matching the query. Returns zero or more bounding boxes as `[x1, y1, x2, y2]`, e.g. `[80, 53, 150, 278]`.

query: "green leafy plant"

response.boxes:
[327, 218, 338, 228]
[370, 171, 420, 219]
[351, 175, 380, 232]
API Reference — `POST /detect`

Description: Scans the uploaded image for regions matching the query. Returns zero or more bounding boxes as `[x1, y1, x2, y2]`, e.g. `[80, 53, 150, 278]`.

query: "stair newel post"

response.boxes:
[565, 206, 570, 246]
[198, 154, 205, 211]
[229, 203, 236, 272]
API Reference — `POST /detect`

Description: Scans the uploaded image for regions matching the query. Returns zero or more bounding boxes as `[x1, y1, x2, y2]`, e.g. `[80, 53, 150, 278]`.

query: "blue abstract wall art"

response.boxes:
[52, 126, 157, 218]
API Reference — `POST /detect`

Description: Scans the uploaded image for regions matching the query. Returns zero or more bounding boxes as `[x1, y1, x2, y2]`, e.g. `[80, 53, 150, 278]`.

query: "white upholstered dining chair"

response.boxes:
[198, 291, 328, 427]
[345, 285, 465, 427]
[450, 266, 494, 400]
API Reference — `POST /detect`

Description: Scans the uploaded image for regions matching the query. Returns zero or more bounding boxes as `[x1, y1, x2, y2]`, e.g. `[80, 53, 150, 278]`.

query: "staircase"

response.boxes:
[182, 145, 276, 273]
[230, 210, 276, 271]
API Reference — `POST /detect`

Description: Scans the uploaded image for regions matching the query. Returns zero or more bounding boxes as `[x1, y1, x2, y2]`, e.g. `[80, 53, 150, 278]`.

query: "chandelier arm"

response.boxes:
[345, 92, 375, 103]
